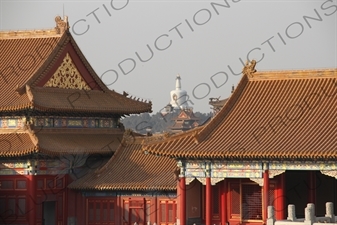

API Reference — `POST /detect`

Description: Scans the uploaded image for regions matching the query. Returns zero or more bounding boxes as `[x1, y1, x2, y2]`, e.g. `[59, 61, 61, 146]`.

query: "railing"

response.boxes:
[267, 202, 336, 225]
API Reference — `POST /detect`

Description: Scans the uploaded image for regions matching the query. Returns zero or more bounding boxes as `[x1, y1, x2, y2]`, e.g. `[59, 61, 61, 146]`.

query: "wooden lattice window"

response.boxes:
[228, 180, 276, 221]
[0, 180, 13, 190]
[212, 183, 221, 220]
[0, 196, 26, 219]
[57, 194, 63, 219]
[129, 199, 145, 225]
[37, 179, 44, 189]
[123, 200, 129, 223]
[145, 200, 151, 223]
[242, 184, 262, 220]
[16, 180, 27, 189]
[111, 202, 115, 221]
[229, 182, 241, 219]
[159, 200, 177, 225]
[87, 198, 115, 225]
[269, 183, 276, 206]
[17, 198, 26, 216]
[228, 180, 262, 221]
[88, 202, 94, 222]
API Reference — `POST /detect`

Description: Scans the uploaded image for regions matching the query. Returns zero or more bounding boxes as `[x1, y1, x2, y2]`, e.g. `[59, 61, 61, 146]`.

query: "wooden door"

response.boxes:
[128, 199, 145, 225]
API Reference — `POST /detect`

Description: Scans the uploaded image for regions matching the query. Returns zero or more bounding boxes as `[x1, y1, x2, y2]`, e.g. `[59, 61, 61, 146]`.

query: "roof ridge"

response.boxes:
[249, 68, 337, 80]
[142, 126, 203, 147]
[32, 128, 124, 135]
[31, 86, 104, 93]
[0, 16, 69, 40]
[109, 90, 152, 105]
[0, 29, 61, 39]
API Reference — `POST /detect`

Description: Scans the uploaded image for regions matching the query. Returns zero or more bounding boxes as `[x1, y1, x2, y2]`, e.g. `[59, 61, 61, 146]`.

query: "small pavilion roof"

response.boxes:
[142, 69, 337, 160]
[209, 98, 228, 111]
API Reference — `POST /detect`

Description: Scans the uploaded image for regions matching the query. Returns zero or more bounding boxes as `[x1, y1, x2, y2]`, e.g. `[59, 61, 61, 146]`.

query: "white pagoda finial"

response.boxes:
[176, 74, 181, 90]
[170, 74, 189, 110]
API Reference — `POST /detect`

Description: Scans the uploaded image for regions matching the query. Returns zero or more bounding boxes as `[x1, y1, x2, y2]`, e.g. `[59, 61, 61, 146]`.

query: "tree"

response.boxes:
[121, 111, 212, 134]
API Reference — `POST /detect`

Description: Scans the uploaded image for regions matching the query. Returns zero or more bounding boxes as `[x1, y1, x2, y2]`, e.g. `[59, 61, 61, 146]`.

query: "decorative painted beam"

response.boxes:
[320, 170, 337, 179]
[211, 177, 224, 185]
[250, 178, 264, 186]
[183, 160, 337, 180]
[269, 170, 285, 178]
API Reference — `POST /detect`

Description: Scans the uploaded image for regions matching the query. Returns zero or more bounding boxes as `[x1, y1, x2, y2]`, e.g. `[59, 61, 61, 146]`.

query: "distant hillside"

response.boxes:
[121, 111, 212, 134]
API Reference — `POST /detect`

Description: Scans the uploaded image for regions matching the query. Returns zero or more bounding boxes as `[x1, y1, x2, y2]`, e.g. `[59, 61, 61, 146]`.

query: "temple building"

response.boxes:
[0, 16, 152, 225]
[143, 65, 337, 225]
[170, 109, 200, 133]
[165, 74, 201, 133]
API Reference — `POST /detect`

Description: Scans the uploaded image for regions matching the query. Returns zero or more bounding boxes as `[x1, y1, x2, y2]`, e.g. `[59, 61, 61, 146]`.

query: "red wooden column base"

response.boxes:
[179, 177, 186, 225]
[206, 177, 212, 225]
[263, 170, 269, 224]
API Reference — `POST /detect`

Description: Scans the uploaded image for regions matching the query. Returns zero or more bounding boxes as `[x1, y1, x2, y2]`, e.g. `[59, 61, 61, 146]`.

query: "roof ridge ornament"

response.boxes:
[242, 59, 257, 78]
[55, 15, 69, 34]
[25, 84, 34, 103]
[25, 124, 39, 147]
[176, 74, 181, 90]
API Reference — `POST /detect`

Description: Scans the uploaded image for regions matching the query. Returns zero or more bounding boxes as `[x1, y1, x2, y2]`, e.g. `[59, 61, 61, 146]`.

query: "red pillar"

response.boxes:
[221, 179, 227, 225]
[275, 172, 285, 220]
[308, 171, 316, 204]
[263, 170, 269, 224]
[64, 175, 69, 225]
[179, 177, 186, 225]
[28, 174, 36, 225]
[117, 194, 121, 225]
[154, 196, 158, 223]
[277, 173, 285, 220]
[206, 177, 212, 225]
[177, 180, 180, 224]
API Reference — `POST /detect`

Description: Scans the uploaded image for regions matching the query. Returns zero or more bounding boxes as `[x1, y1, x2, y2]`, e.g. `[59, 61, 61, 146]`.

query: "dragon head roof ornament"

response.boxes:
[242, 59, 257, 78]
[55, 16, 69, 34]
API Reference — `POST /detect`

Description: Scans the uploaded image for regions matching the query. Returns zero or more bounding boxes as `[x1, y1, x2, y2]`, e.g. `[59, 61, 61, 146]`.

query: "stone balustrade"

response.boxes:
[268, 202, 336, 225]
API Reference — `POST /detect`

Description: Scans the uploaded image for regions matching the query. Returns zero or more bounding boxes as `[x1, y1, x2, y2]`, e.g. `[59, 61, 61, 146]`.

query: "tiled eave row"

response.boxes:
[0, 130, 122, 157]
[0, 86, 152, 115]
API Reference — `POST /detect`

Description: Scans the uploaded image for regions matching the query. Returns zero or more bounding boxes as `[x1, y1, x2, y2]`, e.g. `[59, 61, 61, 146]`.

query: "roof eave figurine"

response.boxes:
[55, 15, 70, 34]
[242, 59, 257, 78]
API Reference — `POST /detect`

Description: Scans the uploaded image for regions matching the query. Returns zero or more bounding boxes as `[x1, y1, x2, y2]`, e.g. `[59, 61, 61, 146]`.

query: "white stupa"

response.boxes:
[169, 74, 190, 110]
